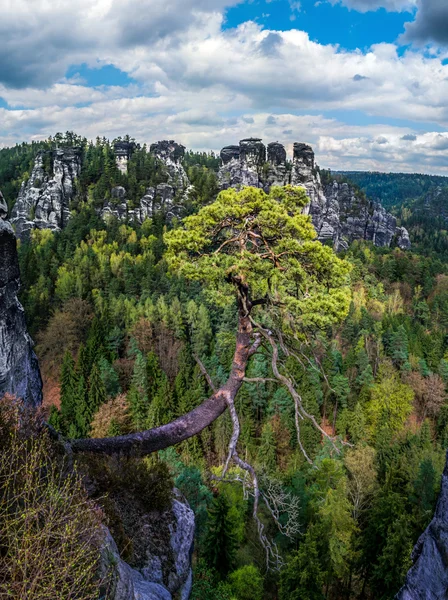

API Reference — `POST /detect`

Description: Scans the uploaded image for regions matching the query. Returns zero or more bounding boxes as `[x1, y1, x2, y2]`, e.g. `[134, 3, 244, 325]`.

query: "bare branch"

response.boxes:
[193, 354, 217, 393]
[243, 377, 277, 384]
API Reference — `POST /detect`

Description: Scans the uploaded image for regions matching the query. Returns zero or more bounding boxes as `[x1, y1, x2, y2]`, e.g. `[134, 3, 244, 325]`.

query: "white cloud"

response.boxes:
[326, 0, 416, 13]
[0, 0, 242, 88]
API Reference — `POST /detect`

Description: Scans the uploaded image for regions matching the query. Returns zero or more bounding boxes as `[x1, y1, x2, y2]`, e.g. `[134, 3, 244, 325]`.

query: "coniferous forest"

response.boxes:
[3, 133, 448, 599]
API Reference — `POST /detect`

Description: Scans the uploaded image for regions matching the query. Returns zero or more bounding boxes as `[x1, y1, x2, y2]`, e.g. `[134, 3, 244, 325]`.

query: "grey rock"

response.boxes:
[267, 142, 287, 166]
[0, 214, 42, 407]
[220, 145, 240, 164]
[218, 138, 266, 190]
[291, 143, 326, 210]
[114, 141, 136, 175]
[150, 140, 186, 164]
[101, 528, 172, 600]
[396, 451, 448, 600]
[101, 491, 195, 600]
[11, 147, 82, 240]
[0, 190, 7, 219]
[239, 138, 266, 166]
[396, 226, 412, 250]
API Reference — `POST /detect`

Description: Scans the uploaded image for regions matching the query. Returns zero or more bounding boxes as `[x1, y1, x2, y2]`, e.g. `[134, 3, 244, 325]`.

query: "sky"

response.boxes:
[2, 0, 448, 173]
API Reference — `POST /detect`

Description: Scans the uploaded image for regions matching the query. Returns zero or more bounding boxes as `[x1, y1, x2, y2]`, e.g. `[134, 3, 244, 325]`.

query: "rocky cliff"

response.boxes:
[218, 138, 411, 251]
[10, 137, 410, 252]
[396, 451, 448, 599]
[11, 148, 82, 240]
[101, 490, 195, 600]
[0, 190, 42, 407]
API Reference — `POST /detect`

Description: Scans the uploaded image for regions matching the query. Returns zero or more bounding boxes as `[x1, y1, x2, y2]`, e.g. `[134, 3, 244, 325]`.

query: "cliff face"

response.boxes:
[101, 490, 195, 600]
[218, 139, 411, 251]
[0, 190, 42, 407]
[396, 451, 448, 600]
[11, 148, 82, 240]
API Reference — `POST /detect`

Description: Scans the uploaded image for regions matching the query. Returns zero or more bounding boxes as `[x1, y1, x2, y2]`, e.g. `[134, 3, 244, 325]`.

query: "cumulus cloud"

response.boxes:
[0, 0, 242, 88]
[326, 0, 416, 13]
[403, 0, 448, 46]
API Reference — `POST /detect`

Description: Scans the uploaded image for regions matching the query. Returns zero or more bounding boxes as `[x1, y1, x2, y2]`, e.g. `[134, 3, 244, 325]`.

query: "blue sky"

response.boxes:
[2, 0, 448, 173]
[224, 0, 414, 49]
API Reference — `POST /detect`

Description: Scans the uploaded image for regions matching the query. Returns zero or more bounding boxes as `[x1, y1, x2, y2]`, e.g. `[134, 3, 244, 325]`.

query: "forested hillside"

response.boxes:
[2, 135, 448, 599]
[338, 171, 448, 209]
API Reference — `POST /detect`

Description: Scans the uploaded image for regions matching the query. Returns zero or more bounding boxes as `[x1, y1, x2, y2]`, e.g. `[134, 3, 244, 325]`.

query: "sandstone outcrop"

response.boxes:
[114, 140, 137, 175]
[101, 141, 190, 224]
[218, 139, 411, 251]
[396, 451, 448, 599]
[11, 147, 82, 240]
[0, 193, 42, 407]
[101, 490, 195, 600]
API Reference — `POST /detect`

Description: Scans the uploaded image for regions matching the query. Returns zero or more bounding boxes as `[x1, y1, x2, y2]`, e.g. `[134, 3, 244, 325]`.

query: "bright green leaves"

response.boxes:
[164, 185, 351, 331]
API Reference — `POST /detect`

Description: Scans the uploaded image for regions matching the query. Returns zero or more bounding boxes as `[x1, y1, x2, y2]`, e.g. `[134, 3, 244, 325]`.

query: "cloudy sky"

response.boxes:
[2, 0, 448, 173]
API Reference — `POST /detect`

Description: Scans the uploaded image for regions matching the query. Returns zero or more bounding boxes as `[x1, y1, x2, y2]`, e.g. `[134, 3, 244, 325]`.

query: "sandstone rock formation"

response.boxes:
[101, 141, 190, 225]
[396, 451, 448, 599]
[11, 148, 82, 240]
[218, 139, 411, 251]
[114, 141, 136, 175]
[101, 490, 195, 600]
[0, 195, 42, 407]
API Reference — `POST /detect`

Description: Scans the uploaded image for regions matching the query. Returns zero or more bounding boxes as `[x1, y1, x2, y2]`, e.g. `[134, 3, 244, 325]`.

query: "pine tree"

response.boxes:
[204, 494, 238, 578]
[147, 373, 173, 429]
[60, 350, 77, 432]
[257, 422, 277, 472]
[48, 405, 62, 433]
[77, 343, 91, 383]
[280, 529, 325, 600]
[129, 352, 149, 429]
[88, 363, 107, 417]
[74, 375, 90, 438]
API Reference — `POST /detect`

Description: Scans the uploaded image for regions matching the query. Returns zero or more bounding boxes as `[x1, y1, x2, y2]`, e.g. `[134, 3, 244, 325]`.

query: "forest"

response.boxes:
[2, 133, 448, 599]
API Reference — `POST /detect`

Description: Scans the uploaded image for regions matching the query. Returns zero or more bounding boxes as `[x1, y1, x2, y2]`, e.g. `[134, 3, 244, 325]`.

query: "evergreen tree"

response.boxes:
[204, 494, 238, 578]
[257, 421, 277, 472]
[60, 350, 77, 432]
[279, 529, 325, 600]
[74, 375, 89, 438]
[88, 363, 107, 417]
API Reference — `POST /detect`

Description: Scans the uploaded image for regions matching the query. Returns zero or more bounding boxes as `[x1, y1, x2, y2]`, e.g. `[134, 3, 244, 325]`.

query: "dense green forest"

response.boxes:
[338, 171, 448, 209]
[3, 134, 448, 599]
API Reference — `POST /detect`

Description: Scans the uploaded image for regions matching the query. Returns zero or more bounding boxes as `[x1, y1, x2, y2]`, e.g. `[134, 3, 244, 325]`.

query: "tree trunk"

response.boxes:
[70, 314, 256, 456]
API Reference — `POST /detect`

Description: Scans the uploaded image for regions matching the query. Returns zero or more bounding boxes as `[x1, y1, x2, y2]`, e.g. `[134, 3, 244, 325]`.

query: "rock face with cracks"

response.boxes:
[101, 491, 195, 600]
[396, 450, 448, 600]
[0, 194, 42, 407]
[218, 138, 411, 251]
[11, 147, 82, 241]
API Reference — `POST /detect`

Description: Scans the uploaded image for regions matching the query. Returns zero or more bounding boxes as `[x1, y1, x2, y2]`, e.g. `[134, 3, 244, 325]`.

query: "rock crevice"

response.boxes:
[0, 190, 42, 407]
[396, 451, 448, 599]
[11, 148, 82, 240]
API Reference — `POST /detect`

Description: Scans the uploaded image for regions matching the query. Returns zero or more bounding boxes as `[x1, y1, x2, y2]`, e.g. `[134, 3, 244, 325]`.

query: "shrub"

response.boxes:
[0, 396, 105, 599]
[228, 565, 264, 600]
